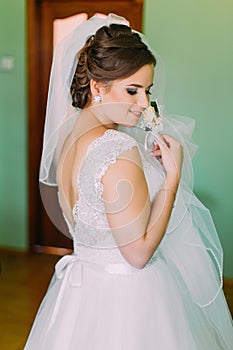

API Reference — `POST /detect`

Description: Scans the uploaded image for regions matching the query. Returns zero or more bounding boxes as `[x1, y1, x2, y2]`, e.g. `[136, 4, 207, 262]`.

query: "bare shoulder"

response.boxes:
[102, 141, 149, 248]
[102, 142, 147, 207]
[102, 145, 142, 181]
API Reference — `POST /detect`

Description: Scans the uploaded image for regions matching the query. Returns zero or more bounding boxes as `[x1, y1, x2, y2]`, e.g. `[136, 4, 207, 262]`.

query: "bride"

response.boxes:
[24, 14, 233, 349]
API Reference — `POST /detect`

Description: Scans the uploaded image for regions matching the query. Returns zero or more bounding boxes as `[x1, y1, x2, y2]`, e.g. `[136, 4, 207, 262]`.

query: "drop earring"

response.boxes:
[93, 95, 102, 103]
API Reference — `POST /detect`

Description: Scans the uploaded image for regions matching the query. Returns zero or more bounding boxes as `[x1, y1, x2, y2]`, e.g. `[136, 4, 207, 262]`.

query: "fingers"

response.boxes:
[150, 134, 182, 157]
[158, 134, 178, 148]
[150, 140, 161, 156]
[150, 134, 171, 156]
[156, 134, 183, 154]
[150, 134, 183, 176]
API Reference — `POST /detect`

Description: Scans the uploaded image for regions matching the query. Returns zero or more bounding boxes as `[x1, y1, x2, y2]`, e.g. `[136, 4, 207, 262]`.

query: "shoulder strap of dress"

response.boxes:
[77, 129, 138, 204]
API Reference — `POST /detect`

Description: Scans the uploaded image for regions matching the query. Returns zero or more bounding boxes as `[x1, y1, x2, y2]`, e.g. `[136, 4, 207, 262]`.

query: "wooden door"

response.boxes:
[27, 0, 143, 254]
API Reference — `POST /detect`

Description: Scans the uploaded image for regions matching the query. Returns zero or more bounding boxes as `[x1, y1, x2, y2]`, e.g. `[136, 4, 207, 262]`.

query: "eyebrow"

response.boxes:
[125, 83, 154, 89]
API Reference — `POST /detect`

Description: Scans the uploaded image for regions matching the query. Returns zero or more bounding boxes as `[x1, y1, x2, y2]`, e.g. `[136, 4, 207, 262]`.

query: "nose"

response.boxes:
[137, 91, 150, 109]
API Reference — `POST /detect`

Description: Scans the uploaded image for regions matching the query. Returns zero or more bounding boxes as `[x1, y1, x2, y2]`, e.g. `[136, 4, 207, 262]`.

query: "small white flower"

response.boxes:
[144, 105, 156, 123]
[138, 105, 163, 135]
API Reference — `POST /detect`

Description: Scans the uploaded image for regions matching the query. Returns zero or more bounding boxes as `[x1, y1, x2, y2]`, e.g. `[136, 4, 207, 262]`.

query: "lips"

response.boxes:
[130, 110, 142, 119]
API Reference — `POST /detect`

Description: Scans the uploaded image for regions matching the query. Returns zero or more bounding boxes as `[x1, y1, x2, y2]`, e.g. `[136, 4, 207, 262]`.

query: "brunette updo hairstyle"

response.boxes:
[70, 24, 156, 109]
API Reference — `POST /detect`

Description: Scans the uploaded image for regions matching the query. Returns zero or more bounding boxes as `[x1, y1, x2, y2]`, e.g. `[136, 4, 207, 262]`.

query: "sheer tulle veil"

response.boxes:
[38, 13, 228, 326]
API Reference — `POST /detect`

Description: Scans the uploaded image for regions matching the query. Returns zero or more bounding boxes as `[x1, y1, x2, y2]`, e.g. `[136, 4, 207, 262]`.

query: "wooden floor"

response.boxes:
[0, 251, 60, 350]
[0, 250, 232, 350]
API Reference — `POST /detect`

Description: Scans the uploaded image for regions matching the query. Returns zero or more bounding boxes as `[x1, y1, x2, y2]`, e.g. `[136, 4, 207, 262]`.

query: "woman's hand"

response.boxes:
[150, 134, 183, 188]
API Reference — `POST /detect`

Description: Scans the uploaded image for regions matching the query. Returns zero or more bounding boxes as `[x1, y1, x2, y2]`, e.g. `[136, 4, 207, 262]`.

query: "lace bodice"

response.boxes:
[65, 129, 164, 265]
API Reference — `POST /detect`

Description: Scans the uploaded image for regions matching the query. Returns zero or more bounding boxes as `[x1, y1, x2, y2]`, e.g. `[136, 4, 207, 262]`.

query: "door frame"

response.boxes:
[27, 0, 143, 254]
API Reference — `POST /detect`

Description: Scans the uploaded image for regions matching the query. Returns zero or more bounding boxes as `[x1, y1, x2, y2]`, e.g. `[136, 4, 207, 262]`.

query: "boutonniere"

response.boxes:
[139, 105, 163, 134]
[138, 105, 163, 152]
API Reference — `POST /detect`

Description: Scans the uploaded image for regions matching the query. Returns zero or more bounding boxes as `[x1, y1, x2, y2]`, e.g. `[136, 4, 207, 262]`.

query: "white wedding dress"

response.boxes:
[24, 128, 233, 349]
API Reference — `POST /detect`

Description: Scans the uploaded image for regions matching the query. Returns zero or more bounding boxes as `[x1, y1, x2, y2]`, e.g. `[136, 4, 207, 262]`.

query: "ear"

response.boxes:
[90, 79, 107, 98]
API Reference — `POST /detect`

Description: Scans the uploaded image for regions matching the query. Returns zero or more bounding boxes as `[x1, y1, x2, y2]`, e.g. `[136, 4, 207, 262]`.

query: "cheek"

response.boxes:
[113, 91, 128, 102]
[113, 103, 131, 117]
[108, 89, 133, 103]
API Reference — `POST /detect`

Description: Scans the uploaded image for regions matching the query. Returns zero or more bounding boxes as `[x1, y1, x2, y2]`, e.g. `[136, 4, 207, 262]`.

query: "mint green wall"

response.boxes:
[0, 0, 232, 277]
[0, 0, 27, 250]
[144, 0, 233, 277]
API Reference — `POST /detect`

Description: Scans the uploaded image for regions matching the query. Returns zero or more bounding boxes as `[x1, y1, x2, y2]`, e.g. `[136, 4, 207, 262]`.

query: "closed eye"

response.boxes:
[126, 89, 137, 95]
[126, 88, 152, 96]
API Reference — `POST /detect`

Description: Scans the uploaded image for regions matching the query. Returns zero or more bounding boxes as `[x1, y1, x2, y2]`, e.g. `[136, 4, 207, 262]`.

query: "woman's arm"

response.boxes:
[102, 134, 183, 269]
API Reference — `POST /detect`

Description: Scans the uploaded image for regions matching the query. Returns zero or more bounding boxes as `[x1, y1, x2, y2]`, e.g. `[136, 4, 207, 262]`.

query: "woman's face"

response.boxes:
[91, 64, 154, 127]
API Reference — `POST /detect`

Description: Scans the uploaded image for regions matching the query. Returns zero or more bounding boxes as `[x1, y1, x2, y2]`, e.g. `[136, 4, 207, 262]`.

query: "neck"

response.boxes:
[82, 105, 117, 130]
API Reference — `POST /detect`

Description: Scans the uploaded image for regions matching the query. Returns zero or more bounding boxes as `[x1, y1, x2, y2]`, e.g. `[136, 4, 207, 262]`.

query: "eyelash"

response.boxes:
[126, 89, 137, 95]
[126, 89, 152, 96]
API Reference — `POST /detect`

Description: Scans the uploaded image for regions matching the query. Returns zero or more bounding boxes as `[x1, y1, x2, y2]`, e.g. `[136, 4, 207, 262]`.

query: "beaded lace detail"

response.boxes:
[72, 129, 137, 248]
[68, 129, 163, 264]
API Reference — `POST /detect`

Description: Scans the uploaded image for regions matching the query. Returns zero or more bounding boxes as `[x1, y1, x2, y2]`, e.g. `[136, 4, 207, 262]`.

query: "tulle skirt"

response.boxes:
[24, 250, 233, 350]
